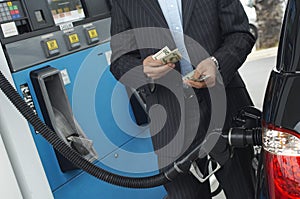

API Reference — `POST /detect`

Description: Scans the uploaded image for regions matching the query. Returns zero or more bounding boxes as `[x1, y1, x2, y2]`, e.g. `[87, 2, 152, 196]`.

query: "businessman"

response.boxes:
[110, 0, 256, 198]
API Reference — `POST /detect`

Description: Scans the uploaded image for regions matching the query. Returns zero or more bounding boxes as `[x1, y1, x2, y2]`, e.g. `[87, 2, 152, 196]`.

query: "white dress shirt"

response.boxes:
[158, 0, 193, 76]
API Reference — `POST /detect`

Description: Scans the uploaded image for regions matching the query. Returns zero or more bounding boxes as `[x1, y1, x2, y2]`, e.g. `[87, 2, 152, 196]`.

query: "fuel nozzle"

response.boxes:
[223, 106, 263, 147]
[166, 106, 264, 181]
[223, 127, 262, 147]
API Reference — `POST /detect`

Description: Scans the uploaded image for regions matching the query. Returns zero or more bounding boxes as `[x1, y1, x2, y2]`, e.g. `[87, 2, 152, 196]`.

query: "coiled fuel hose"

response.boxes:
[0, 70, 189, 188]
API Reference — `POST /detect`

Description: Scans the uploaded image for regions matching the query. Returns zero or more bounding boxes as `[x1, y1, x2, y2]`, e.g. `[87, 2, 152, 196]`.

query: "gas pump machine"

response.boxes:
[0, 0, 167, 198]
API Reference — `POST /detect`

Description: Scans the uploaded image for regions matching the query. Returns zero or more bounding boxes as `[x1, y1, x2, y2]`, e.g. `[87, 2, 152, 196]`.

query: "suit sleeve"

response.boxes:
[110, 0, 148, 88]
[213, 0, 256, 86]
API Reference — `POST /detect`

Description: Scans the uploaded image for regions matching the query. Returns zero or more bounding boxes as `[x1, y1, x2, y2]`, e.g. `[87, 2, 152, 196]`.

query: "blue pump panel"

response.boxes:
[11, 42, 166, 198]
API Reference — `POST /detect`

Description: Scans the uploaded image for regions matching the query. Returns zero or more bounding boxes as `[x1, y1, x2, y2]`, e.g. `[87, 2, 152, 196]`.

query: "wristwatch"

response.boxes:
[210, 56, 223, 84]
[210, 56, 219, 70]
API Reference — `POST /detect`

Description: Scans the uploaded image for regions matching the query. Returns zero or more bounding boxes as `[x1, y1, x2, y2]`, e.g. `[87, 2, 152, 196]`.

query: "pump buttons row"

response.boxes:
[41, 26, 100, 58]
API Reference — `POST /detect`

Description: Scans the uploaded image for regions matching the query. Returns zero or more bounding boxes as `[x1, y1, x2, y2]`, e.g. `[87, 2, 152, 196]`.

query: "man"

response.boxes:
[110, 0, 256, 198]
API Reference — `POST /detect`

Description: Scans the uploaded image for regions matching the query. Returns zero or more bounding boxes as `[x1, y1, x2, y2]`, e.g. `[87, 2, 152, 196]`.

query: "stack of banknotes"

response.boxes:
[182, 70, 210, 82]
[152, 46, 210, 82]
[152, 46, 182, 64]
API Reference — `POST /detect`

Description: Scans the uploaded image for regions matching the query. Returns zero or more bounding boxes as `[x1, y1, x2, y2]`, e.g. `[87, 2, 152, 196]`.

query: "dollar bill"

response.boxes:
[182, 70, 211, 82]
[182, 70, 196, 81]
[160, 48, 182, 64]
[152, 47, 182, 64]
[152, 46, 171, 60]
[161, 52, 180, 64]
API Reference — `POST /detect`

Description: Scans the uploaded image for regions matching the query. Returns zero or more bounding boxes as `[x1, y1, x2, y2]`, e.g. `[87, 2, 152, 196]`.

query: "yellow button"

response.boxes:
[7, 2, 12, 6]
[68, 33, 79, 44]
[88, 29, 98, 39]
[46, 40, 58, 51]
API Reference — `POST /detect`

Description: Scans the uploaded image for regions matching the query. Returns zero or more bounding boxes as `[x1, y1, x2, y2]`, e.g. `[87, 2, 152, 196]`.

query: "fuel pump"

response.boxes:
[0, 0, 167, 198]
[0, 1, 264, 199]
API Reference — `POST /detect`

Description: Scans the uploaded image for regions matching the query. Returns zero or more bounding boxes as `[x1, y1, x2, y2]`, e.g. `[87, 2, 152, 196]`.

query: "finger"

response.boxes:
[149, 69, 170, 79]
[205, 77, 216, 88]
[198, 75, 216, 88]
[148, 60, 164, 66]
[184, 79, 207, 88]
[192, 68, 202, 79]
[167, 63, 176, 68]
[185, 74, 216, 88]
[144, 64, 174, 75]
[195, 64, 205, 75]
[146, 69, 168, 79]
[144, 57, 164, 66]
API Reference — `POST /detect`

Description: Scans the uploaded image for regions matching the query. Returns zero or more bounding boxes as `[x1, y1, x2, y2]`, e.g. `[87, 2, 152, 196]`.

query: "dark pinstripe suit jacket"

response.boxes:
[110, 0, 256, 160]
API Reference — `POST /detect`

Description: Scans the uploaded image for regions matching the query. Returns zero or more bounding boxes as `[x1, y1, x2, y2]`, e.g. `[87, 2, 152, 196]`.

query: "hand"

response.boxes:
[183, 57, 217, 88]
[143, 56, 175, 80]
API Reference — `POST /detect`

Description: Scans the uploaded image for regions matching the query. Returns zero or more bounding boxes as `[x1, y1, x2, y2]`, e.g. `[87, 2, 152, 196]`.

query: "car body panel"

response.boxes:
[260, 0, 300, 198]
[263, 71, 300, 133]
[276, 0, 300, 72]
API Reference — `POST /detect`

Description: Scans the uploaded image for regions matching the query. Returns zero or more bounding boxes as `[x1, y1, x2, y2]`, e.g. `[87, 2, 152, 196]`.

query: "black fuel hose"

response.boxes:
[0, 70, 181, 188]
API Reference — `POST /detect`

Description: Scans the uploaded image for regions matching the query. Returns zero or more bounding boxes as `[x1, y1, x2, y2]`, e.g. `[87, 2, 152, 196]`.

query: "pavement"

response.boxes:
[239, 46, 278, 109]
[246, 47, 278, 62]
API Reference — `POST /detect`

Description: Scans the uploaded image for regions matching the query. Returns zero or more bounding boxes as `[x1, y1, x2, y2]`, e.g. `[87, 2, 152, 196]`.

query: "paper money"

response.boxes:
[152, 46, 182, 64]
[161, 49, 182, 64]
[152, 46, 171, 60]
[183, 70, 211, 82]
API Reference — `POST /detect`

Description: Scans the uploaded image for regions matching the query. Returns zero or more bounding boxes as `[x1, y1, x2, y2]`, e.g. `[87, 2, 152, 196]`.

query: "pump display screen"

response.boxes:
[47, 0, 85, 25]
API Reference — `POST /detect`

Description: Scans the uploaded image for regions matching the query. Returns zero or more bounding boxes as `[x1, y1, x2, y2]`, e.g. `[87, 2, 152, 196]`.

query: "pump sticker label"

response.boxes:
[1, 22, 18, 38]
[88, 29, 98, 39]
[68, 33, 79, 44]
[60, 22, 74, 31]
[60, 69, 71, 85]
[105, 51, 112, 65]
[20, 84, 37, 115]
[46, 39, 59, 51]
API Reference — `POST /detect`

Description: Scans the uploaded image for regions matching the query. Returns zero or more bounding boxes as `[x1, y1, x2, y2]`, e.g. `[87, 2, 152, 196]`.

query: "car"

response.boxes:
[258, 0, 300, 197]
[229, 0, 300, 198]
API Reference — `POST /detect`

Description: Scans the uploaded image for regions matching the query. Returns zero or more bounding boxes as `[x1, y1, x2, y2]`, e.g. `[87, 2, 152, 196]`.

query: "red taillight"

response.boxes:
[265, 152, 300, 199]
[263, 124, 300, 199]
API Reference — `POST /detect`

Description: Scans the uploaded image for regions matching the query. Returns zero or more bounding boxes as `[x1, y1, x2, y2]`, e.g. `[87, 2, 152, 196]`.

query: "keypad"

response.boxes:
[0, 1, 21, 22]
